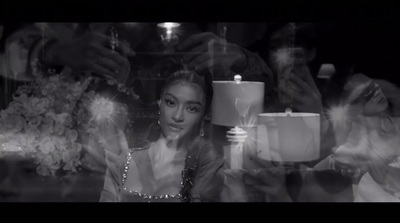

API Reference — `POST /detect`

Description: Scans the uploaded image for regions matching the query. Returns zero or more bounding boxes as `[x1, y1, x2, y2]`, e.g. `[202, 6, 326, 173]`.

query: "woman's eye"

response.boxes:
[165, 99, 175, 106]
[364, 90, 374, 99]
[187, 106, 200, 113]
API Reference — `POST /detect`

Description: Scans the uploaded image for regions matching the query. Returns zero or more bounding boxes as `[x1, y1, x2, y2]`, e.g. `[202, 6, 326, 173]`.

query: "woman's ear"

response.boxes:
[157, 99, 161, 107]
[204, 113, 210, 121]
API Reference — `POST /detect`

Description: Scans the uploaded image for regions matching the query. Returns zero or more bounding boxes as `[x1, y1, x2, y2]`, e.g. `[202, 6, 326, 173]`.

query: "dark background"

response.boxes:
[2, 1, 400, 109]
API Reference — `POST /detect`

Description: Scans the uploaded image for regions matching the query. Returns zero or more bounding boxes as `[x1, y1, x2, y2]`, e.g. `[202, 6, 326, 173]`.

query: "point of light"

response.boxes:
[326, 103, 351, 127]
[272, 48, 292, 69]
[90, 97, 115, 123]
[157, 22, 181, 29]
[1, 143, 22, 152]
[231, 115, 259, 148]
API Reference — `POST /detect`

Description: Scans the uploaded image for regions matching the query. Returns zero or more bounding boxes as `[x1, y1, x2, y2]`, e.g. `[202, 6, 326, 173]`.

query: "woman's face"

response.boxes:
[360, 81, 389, 116]
[159, 81, 206, 142]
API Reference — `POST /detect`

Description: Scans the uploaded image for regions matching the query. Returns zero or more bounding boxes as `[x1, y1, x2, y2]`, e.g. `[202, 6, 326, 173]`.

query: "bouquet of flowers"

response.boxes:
[0, 70, 93, 176]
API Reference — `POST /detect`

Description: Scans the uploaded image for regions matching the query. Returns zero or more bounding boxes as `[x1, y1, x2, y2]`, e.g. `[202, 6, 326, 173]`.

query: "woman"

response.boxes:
[98, 69, 225, 202]
[326, 73, 400, 201]
[331, 74, 399, 168]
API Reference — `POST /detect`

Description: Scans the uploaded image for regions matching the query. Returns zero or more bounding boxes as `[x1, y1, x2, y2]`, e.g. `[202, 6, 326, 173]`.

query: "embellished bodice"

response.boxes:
[119, 145, 199, 202]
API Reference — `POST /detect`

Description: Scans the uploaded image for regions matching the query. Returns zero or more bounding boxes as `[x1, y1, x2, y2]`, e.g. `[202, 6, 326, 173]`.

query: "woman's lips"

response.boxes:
[168, 124, 183, 132]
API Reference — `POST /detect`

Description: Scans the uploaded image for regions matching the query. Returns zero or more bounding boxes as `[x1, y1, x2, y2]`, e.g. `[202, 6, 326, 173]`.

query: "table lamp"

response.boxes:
[255, 23, 321, 167]
[211, 75, 264, 169]
[256, 112, 320, 164]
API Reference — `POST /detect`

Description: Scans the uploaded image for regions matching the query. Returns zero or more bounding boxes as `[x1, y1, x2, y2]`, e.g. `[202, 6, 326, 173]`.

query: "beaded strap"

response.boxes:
[180, 153, 199, 202]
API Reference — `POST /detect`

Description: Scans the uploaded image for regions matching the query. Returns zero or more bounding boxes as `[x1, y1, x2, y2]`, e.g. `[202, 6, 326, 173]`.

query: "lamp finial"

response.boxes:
[234, 74, 242, 84]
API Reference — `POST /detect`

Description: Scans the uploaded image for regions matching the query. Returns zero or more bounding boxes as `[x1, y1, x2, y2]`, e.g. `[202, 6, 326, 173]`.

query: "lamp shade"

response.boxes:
[256, 113, 320, 162]
[211, 81, 264, 127]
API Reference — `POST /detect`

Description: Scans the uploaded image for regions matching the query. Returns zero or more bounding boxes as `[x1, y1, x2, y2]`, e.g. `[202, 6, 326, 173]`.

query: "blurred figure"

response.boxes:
[2, 23, 135, 82]
[263, 23, 337, 163]
[265, 23, 324, 118]
[176, 25, 274, 88]
[324, 73, 400, 201]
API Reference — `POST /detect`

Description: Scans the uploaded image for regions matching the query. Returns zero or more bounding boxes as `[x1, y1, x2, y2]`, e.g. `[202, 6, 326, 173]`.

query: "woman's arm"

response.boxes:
[97, 131, 129, 202]
[99, 168, 120, 202]
[97, 111, 130, 202]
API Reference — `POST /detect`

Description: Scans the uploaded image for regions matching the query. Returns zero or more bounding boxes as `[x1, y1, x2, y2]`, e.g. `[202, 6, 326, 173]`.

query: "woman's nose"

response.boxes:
[172, 107, 184, 123]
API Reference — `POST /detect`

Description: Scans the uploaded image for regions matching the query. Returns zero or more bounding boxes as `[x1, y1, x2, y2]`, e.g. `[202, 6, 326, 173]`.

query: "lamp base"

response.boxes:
[223, 143, 244, 169]
[212, 124, 259, 170]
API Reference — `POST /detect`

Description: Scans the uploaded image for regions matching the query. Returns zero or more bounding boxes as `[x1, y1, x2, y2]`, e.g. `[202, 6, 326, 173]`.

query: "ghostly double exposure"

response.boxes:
[1, 22, 399, 202]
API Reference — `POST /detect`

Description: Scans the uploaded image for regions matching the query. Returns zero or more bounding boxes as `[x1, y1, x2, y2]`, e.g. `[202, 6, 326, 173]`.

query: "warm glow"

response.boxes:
[157, 22, 181, 29]
[327, 103, 351, 127]
[89, 96, 115, 123]
[1, 142, 22, 152]
[272, 48, 293, 69]
[234, 74, 242, 84]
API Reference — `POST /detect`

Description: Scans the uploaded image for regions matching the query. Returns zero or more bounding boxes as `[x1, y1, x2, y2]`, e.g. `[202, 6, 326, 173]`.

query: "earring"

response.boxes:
[199, 122, 205, 137]
[157, 110, 161, 125]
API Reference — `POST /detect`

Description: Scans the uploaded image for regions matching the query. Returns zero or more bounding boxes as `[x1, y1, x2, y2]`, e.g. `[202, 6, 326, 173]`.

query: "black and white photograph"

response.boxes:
[1, 2, 400, 203]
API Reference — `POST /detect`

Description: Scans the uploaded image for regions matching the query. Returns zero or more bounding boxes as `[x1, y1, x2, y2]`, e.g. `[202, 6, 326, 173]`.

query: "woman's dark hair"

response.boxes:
[162, 69, 214, 116]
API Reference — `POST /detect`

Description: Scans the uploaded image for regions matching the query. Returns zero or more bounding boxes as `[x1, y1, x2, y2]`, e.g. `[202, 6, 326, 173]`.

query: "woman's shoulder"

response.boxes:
[190, 137, 217, 156]
[189, 137, 224, 167]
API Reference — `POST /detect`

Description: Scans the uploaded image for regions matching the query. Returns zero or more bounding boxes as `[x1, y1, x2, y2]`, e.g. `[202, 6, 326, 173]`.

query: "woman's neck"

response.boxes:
[158, 133, 190, 152]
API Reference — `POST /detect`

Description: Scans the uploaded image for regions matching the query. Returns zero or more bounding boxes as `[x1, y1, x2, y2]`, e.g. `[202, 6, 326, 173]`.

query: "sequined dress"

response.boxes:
[119, 143, 194, 202]
[99, 133, 225, 202]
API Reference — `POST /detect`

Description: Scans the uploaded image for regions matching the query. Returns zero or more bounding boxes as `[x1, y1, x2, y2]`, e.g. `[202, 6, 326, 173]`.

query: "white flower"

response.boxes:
[39, 117, 54, 135]
[24, 125, 40, 138]
[13, 93, 29, 104]
[72, 142, 82, 153]
[62, 148, 74, 163]
[4, 101, 24, 115]
[54, 100, 73, 114]
[58, 113, 73, 127]
[15, 84, 33, 95]
[51, 150, 63, 164]
[38, 136, 54, 154]
[36, 165, 51, 176]
[0, 114, 26, 134]
[41, 154, 55, 166]
[28, 116, 42, 128]
[55, 138, 68, 151]
[66, 129, 79, 142]
[53, 122, 65, 136]
[30, 97, 51, 116]
[18, 133, 37, 153]
[0, 110, 8, 118]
